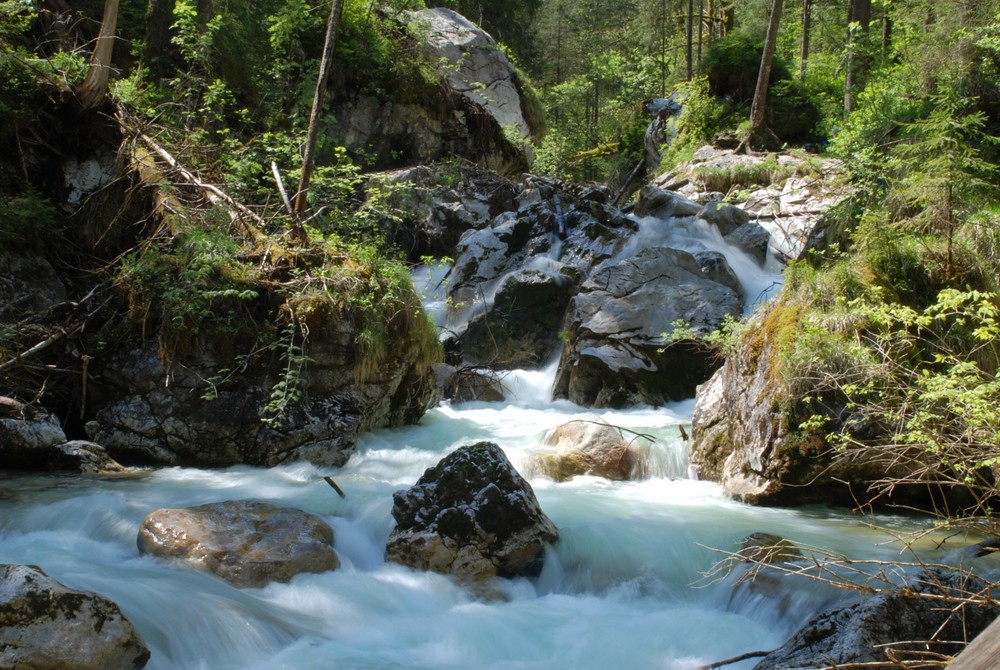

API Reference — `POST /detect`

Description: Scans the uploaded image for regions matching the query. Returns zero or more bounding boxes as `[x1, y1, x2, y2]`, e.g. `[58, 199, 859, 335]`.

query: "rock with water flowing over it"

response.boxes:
[385, 442, 559, 578]
[752, 568, 999, 670]
[447, 185, 636, 368]
[0, 564, 150, 670]
[553, 246, 742, 408]
[524, 420, 647, 482]
[137, 500, 339, 587]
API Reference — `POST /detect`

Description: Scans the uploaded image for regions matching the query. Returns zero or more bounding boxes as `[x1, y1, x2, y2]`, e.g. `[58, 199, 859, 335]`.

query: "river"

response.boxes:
[0, 212, 951, 669]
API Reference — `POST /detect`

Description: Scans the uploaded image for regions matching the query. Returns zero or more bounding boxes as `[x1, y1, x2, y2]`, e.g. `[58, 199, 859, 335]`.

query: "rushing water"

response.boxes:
[0, 213, 969, 669]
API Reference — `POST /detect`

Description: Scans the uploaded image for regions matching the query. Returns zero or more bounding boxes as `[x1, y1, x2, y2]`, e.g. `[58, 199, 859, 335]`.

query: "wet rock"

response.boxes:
[385, 441, 559, 578]
[725, 222, 772, 265]
[459, 267, 576, 368]
[753, 568, 999, 670]
[46, 440, 127, 475]
[693, 251, 743, 298]
[447, 192, 633, 368]
[525, 420, 647, 482]
[0, 563, 150, 670]
[696, 200, 751, 235]
[137, 500, 339, 587]
[0, 405, 67, 470]
[433, 363, 506, 403]
[737, 532, 803, 565]
[87, 306, 439, 467]
[633, 185, 703, 219]
[554, 246, 742, 408]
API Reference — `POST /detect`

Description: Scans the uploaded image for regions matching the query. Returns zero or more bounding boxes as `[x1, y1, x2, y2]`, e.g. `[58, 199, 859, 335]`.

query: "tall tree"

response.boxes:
[741, 0, 784, 151]
[844, 0, 872, 113]
[799, 0, 811, 81]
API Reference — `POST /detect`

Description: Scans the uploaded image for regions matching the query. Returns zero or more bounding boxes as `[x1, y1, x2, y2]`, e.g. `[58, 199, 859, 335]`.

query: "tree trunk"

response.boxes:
[686, 0, 695, 79]
[142, 0, 174, 79]
[75, 0, 120, 109]
[697, 0, 705, 65]
[844, 0, 872, 113]
[743, 0, 784, 151]
[799, 0, 811, 82]
[294, 0, 346, 224]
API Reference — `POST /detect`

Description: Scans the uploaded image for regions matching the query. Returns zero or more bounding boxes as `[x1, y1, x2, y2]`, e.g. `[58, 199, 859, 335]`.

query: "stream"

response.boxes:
[0, 212, 956, 669]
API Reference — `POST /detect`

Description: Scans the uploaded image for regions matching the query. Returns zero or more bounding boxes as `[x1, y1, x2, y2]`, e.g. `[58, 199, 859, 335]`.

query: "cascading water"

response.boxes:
[0, 213, 954, 670]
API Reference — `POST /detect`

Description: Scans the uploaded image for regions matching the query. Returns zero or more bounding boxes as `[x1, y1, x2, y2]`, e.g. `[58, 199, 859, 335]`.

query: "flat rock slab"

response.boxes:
[0, 564, 150, 670]
[137, 500, 338, 587]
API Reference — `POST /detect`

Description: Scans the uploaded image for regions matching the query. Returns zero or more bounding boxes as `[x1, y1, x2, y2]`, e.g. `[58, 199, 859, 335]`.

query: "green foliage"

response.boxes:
[657, 77, 734, 174]
[117, 227, 261, 360]
[0, 188, 58, 254]
[693, 156, 794, 193]
[701, 32, 792, 104]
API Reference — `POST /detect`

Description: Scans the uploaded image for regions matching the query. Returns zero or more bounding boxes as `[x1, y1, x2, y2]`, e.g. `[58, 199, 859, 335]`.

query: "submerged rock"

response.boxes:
[525, 419, 646, 481]
[0, 564, 150, 670]
[137, 500, 338, 587]
[385, 441, 558, 578]
[753, 568, 998, 670]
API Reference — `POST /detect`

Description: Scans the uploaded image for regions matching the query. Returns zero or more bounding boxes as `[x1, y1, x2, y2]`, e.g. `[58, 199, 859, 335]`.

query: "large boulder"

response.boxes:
[137, 500, 339, 587]
[0, 564, 150, 670]
[328, 9, 538, 176]
[87, 308, 439, 468]
[524, 419, 647, 481]
[385, 442, 558, 578]
[689, 300, 921, 506]
[753, 568, 999, 670]
[553, 246, 742, 408]
[446, 184, 636, 368]
[0, 400, 68, 470]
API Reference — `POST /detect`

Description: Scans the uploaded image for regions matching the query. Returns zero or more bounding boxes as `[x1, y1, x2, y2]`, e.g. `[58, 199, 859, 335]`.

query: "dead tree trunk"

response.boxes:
[799, 0, 811, 82]
[75, 0, 120, 109]
[293, 0, 346, 229]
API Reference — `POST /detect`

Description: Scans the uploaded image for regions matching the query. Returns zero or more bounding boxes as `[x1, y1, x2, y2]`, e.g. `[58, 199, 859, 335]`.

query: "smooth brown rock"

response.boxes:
[137, 500, 338, 587]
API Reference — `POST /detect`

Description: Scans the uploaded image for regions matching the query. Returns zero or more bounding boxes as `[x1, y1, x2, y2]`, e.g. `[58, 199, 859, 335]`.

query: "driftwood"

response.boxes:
[323, 476, 346, 498]
[699, 650, 772, 669]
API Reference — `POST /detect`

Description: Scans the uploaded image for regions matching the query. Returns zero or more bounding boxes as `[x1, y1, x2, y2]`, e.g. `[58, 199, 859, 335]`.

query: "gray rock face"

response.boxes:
[137, 500, 338, 588]
[0, 406, 67, 470]
[328, 9, 537, 176]
[0, 254, 66, 316]
[525, 420, 646, 481]
[447, 187, 636, 368]
[87, 317, 438, 467]
[725, 222, 773, 265]
[385, 442, 558, 578]
[688, 303, 917, 505]
[753, 568, 999, 670]
[553, 246, 742, 408]
[0, 564, 150, 670]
